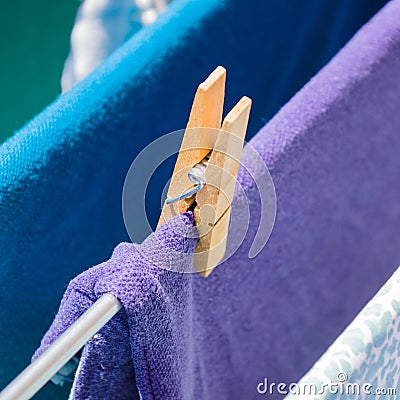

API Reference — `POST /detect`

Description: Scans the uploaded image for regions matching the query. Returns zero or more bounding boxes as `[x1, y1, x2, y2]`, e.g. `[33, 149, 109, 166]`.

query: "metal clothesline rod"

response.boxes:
[0, 293, 122, 400]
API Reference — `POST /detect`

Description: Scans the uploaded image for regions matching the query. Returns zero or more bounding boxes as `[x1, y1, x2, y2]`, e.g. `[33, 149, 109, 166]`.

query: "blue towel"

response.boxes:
[0, 0, 389, 396]
[33, 1, 400, 398]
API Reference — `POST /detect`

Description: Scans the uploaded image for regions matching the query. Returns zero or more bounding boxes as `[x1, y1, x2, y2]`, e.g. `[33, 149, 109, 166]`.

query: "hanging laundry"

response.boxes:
[0, 0, 393, 398]
[34, 213, 196, 399]
[33, 2, 400, 397]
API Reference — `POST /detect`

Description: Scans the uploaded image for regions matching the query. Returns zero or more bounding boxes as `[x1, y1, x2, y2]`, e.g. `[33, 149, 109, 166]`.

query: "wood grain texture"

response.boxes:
[195, 97, 252, 275]
[158, 66, 226, 227]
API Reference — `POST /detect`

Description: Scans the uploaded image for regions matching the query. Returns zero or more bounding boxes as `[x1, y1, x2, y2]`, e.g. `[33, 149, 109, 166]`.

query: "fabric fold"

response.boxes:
[33, 212, 197, 399]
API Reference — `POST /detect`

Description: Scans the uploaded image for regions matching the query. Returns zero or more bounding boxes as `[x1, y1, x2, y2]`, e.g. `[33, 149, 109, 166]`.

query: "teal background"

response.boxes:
[0, 0, 78, 143]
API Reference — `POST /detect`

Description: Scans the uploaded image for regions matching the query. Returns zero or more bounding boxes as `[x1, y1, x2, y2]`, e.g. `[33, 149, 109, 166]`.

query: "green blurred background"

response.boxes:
[0, 0, 79, 143]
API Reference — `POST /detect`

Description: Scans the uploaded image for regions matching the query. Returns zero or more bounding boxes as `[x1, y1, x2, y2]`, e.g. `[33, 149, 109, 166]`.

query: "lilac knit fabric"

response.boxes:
[34, 1, 400, 399]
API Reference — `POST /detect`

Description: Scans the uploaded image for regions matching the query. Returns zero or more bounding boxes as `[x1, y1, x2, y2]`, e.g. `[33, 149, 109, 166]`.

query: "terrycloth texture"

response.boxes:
[0, 0, 387, 394]
[285, 267, 400, 400]
[34, 2, 400, 398]
[34, 213, 197, 399]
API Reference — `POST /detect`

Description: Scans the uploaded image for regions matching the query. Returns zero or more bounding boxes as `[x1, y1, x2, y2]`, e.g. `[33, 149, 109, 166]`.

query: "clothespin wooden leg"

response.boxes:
[194, 96, 252, 276]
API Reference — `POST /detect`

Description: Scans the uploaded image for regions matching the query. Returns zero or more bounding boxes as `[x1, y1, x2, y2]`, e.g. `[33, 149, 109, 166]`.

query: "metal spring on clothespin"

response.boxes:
[165, 156, 209, 204]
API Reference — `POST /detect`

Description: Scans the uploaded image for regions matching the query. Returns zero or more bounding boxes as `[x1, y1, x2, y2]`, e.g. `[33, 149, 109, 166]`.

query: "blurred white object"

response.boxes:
[62, 0, 169, 92]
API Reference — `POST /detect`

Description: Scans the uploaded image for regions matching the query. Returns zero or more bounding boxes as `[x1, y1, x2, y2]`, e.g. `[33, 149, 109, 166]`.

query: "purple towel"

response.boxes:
[34, 1, 400, 399]
[34, 213, 198, 399]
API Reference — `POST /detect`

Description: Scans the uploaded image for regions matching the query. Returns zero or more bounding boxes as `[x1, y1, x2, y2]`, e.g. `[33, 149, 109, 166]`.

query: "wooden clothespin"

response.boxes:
[158, 66, 251, 276]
